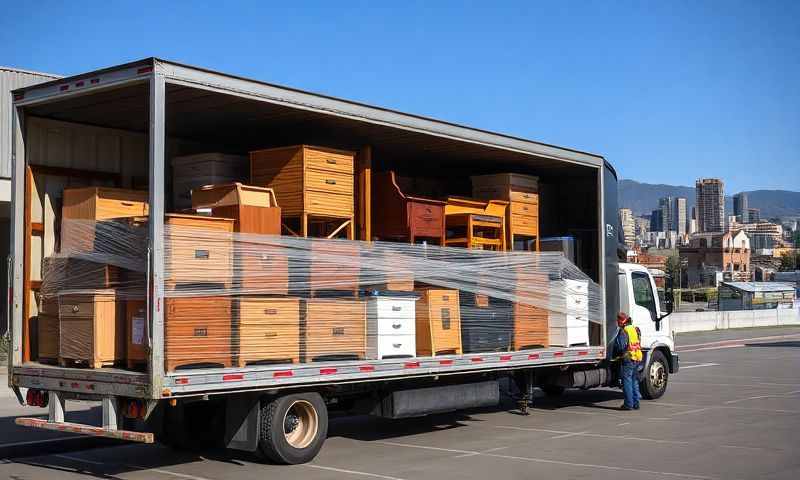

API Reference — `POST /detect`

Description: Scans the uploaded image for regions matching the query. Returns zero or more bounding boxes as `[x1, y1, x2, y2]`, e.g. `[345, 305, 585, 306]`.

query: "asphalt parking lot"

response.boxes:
[2, 326, 799, 480]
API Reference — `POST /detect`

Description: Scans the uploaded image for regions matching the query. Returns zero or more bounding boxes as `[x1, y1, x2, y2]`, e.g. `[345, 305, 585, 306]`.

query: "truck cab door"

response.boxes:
[628, 271, 668, 348]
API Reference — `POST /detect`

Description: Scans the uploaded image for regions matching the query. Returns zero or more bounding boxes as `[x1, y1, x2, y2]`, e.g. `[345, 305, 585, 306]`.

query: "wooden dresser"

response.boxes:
[302, 298, 366, 362]
[165, 296, 233, 371]
[443, 197, 508, 251]
[61, 187, 149, 253]
[126, 300, 147, 369]
[164, 214, 235, 288]
[299, 239, 360, 295]
[58, 290, 123, 368]
[372, 171, 446, 245]
[549, 279, 589, 347]
[192, 183, 287, 295]
[235, 297, 301, 366]
[512, 303, 549, 350]
[366, 295, 417, 360]
[415, 289, 462, 356]
[250, 145, 356, 239]
[471, 174, 539, 251]
[37, 298, 59, 364]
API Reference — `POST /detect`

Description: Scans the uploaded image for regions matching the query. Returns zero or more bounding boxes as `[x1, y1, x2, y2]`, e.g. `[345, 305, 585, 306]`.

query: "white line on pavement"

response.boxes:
[452, 446, 508, 459]
[55, 454, 105, 466]
[493, 425, 692, 446]
[679, 344, 744, 353]
[678, 333, 800, 349]
[56, 453, 216, 480]
[305, 464, 407, 480]
[668, 407, 714, 416]
[549, 430, 590, 440]
[680, 363, 720, 369]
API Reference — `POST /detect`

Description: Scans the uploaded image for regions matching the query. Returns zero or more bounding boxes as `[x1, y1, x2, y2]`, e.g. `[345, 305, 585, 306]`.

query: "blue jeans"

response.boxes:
[621, 360, 641, 408]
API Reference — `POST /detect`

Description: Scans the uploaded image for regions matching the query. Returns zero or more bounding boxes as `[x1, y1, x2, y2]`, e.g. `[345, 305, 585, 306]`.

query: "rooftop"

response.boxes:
[721, 282, 797, 293]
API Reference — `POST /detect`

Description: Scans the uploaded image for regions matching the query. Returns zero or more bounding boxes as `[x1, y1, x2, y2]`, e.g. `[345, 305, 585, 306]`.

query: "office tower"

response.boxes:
[650, 209, 663, 232]
[658, 196, 674, 233]
[619, 208, 635, 248]
[674, 197, 687, 235]
[696, 178, 725, 233]
[747, 207, 760, 223]
[733, 192, 749, 224]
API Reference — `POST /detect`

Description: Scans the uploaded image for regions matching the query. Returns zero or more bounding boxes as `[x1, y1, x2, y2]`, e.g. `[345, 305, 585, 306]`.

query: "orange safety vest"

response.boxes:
[623, 324, 643, 362]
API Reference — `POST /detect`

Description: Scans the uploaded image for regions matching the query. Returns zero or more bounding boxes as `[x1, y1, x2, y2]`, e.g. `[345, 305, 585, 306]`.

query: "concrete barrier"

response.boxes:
[669, 307, 800, 333]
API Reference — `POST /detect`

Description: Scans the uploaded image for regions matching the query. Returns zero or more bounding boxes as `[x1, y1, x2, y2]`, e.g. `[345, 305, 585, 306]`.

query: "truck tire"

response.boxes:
[258, 392, 328, 464]
[641, 350, 669, 400]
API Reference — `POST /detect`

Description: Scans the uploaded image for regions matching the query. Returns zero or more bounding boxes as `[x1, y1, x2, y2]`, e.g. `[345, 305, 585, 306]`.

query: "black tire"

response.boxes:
[258, 392, 328, 465]
[640, 350, 669, 400]
[541, 385, 565, 397]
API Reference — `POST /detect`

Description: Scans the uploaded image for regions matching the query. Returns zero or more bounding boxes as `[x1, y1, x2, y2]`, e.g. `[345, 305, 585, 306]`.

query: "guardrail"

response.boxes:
[670, 307, 800, 333]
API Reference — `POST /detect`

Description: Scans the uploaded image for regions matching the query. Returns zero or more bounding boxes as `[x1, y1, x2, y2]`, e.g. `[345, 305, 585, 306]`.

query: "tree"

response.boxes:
[779, 251, 800, 272]
[665, 254, 681, 283]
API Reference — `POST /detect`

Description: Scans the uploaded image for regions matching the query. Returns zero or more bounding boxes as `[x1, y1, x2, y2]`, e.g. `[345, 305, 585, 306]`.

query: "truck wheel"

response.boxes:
[258, 392, 328, 464]
[641, 350, 669, 400]
[541, 385, 565, 397]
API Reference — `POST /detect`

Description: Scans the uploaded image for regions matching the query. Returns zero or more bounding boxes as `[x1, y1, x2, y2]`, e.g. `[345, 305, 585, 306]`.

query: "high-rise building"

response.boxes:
[650, 209, 663, 232]
[747, 207, 760, 223]
[689, 206, 698, 234]
[696, 178, 725, 233]
[733, 192, 749, 224]
[658, 196, 674, 233]
[619, 208, 635, 248]
[674, 197, 687, 235]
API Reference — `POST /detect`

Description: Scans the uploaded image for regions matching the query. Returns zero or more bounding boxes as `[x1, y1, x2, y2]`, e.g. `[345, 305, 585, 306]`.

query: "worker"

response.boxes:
[613, 312, 642, 410]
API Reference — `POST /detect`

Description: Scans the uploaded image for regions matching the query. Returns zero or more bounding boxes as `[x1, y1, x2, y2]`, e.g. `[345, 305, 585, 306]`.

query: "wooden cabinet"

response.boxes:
[512, 303, 549, 350]
[471, 174, 539, 251]
[302, 298, 366, 362]
[164, 214, 235, 288]
[41, 257, 119, 291]
[301, 239, 360, 295]
[192, 183, 287, 294]
[126, 300, 147, 369]
[372, 171, 446, 245]
[58, 290, 123, 368]
[235, 297, 301, 366]
[61, 187, 149, 253]
[250, 145, 355, 239]
[415, 289, 462, 356]
[366, 295, 417, 359]
[37, 298, 59, 364]
[165, 296, 232, 371]
[444, 197, 508, 250]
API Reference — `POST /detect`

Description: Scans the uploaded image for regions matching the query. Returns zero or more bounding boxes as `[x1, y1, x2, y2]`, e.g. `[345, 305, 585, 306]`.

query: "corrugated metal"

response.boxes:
[1, 67, 61, 178]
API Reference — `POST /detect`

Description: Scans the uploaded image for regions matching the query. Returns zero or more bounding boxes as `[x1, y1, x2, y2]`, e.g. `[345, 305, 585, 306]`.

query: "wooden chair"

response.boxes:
[444, 197, 508, 251]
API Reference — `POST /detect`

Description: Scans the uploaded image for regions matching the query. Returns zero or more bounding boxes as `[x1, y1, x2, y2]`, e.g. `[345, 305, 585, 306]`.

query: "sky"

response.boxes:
[1, 0, 798, 193]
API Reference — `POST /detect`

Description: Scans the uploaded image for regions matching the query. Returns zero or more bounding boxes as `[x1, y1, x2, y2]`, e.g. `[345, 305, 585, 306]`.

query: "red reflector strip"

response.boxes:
[554, 351, 565, 357]
[13, 93, 24, 101]
[86, 384, 95, 390]
[578, 351, 589, 356]
[529, 354, 540, 360]
[222, 374, 244, 382]
[70, 382, 79, 389]
[90, 78, 100, 84]
[500, 355, 512, 361]
[137, 66, 153, 74]
[59, 85, 69, 91]
[471, 357, 483, 363]
[439, 359, 454, 366]
[319, 368, 337, 375]
[273, 370, 293, 378]
[175, 378, 189, 385]
[404, 361, 420, 369]
[359, 365, 375, 372]
[75, 81, 85, 87]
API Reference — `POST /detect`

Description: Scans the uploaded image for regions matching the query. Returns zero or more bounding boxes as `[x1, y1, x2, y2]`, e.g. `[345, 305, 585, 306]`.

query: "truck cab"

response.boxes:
[617, 262, 679, 398]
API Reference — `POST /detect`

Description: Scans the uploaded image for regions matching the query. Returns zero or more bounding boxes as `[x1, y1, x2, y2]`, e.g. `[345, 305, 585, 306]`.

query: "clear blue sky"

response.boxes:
[2, 1, 797, 193]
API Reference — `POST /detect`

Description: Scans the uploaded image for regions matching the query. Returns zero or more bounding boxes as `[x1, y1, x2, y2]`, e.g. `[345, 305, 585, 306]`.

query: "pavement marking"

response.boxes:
[376, 440, 713, 479]
[305, 464, 407, 480]
[672, 380, 800, 387]
[0, 435, 84, 448]
[668, 407, 714, 416]
[549, 430, 591, 440]
[617, 422, 631, 426]
[653, 400, 800, 415]
[724, 389, 800, 405]
[678, 333, 800, 349]
[54, 454, 106, 466]
[493, 425, 692, 446]
[55, 453, 216, 480]
[452, 446, 509, 459]
[679, 344, 744, 353]
[680, 363, 720, 369]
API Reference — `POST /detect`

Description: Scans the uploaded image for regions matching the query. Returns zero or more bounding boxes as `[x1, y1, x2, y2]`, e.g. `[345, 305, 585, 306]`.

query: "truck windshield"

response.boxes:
[631, 272, 657, 321]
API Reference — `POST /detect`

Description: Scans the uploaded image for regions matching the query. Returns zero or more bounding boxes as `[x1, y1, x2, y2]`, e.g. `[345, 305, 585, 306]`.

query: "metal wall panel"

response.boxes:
[1, 68, 61, 179]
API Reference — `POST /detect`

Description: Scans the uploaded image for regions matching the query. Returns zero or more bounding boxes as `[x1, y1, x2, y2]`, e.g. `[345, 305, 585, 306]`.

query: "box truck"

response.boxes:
[6, 58, 677, 464]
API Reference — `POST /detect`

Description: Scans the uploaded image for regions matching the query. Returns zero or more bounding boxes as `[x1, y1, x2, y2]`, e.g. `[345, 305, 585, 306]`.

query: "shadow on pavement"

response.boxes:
[745, 341, 800, 348]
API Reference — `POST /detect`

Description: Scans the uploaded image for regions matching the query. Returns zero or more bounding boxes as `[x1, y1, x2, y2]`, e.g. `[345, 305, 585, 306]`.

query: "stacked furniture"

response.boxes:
[36, 297, 59, 364]
[171, 153, 247, 210]
[549, 278, 590, 347]
[302, 298, 366, 362]
[459, 296, 513, 353]
[58, 289, 124, 368]
[443, 197, 508, 251]
[471, 174, 540, 251]
[165, 295, 233, 371]
[415, 289, 462, 356]
[236, 297, 301, 366]
[512, 303, 549, 350]
[365, 293, 418, 360]
[61, 187, 149, 253]
[372, 171, 446, 245]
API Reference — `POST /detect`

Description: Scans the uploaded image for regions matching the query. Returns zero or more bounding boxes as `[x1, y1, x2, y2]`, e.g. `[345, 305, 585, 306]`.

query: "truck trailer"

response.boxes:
[6, 58, 678, 464]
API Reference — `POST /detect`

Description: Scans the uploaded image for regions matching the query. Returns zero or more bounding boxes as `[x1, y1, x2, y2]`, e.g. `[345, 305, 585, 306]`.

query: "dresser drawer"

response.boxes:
[60, 299, 97, 319]
[509, 190, 538, 205]
[237, 297, 300, 326]
[239, 249, 289, 294]
[372, 298, 416, 319]
[306, 190, 354, 216]
[305, 148, 354, 174]
[565, 279, 588, 294]
[510, 202, 538, 217]
[306, 168, 354, 195]
[566, 314, 588, 328]
[409, 201, 444, 230]
[566, 293, 590, 312]
[373, 314, 416, 336]
[376, 334, 416, 358]
[511, 213, 539, 230]
[95, 196, 149, 219]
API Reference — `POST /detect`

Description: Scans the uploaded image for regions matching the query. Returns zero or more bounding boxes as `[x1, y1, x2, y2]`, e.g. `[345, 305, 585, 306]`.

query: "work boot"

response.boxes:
[620, 404, 632, 411]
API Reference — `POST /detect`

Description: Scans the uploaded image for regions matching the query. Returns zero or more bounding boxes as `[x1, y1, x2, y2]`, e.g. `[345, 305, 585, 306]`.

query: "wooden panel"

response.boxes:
[471, 173, 539, 191]
[164, 214, 234, 287]
[37, 313, 59, 362]
[305, 147, 355, 174]
[191, 183, 276, 209]
[58, 291, 122, 368]
[513, 303, 549, 350]
[251, 147, 304, 216]
[302, 299, 366, 361]
[211, 205, 281, 236]
[409, 200, 445, 240]
[305, 240, 360, 293]
[356, 146, 372, 241]
[509, 191, 539, 205]
[165, 297, 232, 371]
[236, 297, 300, 365]
[415, 289, 462, 356]
[61, 187, 149, 253]
[305, 190, 354, 216]
[510, 202, 538, 217]
[126, 300, 147, 368]
[511, 213, 539, 230]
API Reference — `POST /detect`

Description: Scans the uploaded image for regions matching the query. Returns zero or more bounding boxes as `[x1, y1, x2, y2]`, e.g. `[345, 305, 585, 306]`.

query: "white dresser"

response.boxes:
[366, 295, 417, 359]
[549, 279, 590, 347]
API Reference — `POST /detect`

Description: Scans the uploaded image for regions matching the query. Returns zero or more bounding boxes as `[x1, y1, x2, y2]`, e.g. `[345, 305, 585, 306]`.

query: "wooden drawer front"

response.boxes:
[509, 190, 539, 205]
[409, 201, 444, 236]
[95, 197, 149, 220]
[305, 148, 354, 175]
[165, 297, 232, 370]
[510, 202, 538, 217]
[239, 250, 289, 295]
[60, 298, 97, 319]
[60, 318, 94, 361]
[306, 190, 354, 216]
[513, 303, 549, 349]
[239, 323, 300, 363]
[37, 314, 60, 360]
[304, 299, 365, 359]
[166, 237, 232, 285]
[425, 290, 460, 310]
[237, 298, 300, 326]
[306, 168, 354, 195]
[430, 305, 460, 337]
[511, 213, 539, 230]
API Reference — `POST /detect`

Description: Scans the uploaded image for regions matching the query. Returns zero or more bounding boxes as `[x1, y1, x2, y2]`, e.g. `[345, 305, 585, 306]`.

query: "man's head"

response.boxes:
[617, 312, 631, 328]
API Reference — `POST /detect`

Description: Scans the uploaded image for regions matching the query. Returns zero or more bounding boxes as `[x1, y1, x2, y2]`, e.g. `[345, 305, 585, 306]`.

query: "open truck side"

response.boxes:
[7, 58, 677, 464]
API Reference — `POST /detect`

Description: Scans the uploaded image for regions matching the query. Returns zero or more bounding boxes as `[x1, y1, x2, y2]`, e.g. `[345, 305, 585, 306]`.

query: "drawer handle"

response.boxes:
[195, 249, 210, 259]
[71, 305, 80, 313]
[326, 158, 337, 164]
[264, 308, 277, 315]
[425, 207, 432, 213]
[121, 201, 135, 207]
[391, 306, 402, 312]
[332, 327, 345, 336]
[325, 179, 337, 185]
[392, 343, 402, 348]
[392, 323, 402, 329]
[523, 206, 528, 211]
[442, 295, 450, 301]
[194, 328, 208, 337]
[441, 308, 451, 330]
[264, 332, 278, 337]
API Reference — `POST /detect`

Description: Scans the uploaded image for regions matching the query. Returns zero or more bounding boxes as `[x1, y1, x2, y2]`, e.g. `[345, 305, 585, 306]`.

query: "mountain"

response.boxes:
[619, 180, 800, 219]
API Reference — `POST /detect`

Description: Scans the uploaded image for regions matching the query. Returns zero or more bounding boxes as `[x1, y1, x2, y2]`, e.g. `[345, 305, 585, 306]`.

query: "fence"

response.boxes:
[669, 306, 800, 333]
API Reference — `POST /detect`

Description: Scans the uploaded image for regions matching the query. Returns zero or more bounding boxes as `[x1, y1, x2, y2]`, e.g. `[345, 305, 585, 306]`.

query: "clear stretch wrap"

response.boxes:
[40, 219, 603, 371]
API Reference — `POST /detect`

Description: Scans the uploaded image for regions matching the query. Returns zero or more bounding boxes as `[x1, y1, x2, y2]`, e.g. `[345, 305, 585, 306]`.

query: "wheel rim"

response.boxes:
[649, 361, 667, 390]
[283, 400, 318, 449]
